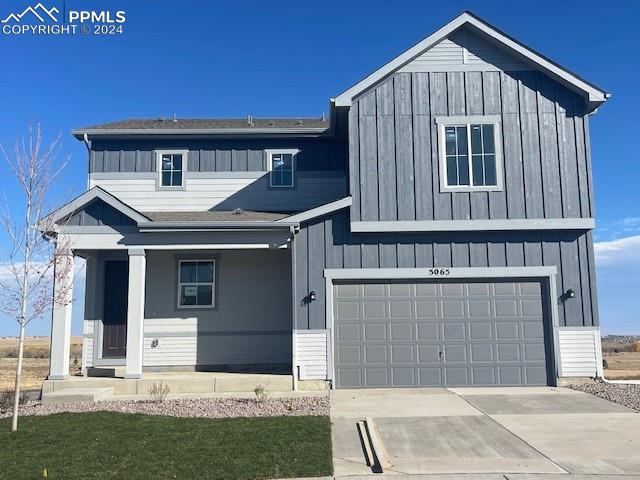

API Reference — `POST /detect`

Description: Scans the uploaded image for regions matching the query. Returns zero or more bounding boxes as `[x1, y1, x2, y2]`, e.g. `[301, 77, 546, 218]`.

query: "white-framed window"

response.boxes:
[177, 259, 215, 308]
[266, 149, 298, 188]
[436, 116, 503, 192]
[156, 150, 188, 189]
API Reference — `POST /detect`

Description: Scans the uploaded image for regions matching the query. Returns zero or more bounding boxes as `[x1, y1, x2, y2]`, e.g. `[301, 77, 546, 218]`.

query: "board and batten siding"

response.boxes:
[88, 173, 347, 212]
[349, 70, 595, 223]
[293, 209, 598, 331]
[89, 138, 347, 173]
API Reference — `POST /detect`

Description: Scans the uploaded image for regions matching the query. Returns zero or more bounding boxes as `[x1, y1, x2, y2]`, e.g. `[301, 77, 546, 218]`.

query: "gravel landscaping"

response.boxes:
[568, 380, 640, 411]
[0, 395, 329, 419]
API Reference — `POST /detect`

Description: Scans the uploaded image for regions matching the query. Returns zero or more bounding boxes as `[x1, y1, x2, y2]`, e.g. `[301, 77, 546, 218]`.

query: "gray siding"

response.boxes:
[349, 70, 594, 222]
[66, 199, 136, 226]
[90, 138, 347, 173]
[293, 209, 598, 330]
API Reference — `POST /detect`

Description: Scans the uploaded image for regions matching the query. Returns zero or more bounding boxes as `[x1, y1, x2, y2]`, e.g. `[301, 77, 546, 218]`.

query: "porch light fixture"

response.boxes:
[309, 291, 316, 302]
[566, 289, 576, 299]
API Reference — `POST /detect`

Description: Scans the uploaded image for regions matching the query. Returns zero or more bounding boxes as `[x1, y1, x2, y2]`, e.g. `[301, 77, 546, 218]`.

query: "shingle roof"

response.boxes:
[143, 210, 291, 222]
[75, 117, 330, 132]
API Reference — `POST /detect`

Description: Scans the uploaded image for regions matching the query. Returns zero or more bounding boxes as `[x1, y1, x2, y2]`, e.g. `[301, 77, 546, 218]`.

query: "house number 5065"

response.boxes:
[428, 268, 450, 276]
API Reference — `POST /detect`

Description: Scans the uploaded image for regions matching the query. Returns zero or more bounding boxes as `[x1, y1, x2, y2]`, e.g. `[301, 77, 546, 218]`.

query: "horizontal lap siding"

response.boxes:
[294, 209, 598, 330]
[90, 175, 347, 212]
[350, 71, 592, 222]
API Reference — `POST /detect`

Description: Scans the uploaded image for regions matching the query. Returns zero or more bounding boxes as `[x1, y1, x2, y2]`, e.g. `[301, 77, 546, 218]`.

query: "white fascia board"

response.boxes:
[350, 218, 595, 233]
[334, 12, 608, 107]
[280, 196, 352, 223]
[41, 186, 150, 230]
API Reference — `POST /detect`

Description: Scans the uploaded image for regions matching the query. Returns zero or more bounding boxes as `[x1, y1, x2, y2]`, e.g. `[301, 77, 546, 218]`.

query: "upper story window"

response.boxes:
[266, 149, 298, 188]
[436, 116, 503, 192]
[156, 150, 188, 189]
[178, 259, 215, 308]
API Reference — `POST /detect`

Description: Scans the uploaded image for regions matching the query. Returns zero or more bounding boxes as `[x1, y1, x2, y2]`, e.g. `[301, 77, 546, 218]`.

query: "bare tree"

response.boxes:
[0, 124, 71, 432]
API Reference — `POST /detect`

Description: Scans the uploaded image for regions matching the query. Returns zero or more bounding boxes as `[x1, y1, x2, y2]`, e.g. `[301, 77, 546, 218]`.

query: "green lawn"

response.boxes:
[0, 412, 332, 480]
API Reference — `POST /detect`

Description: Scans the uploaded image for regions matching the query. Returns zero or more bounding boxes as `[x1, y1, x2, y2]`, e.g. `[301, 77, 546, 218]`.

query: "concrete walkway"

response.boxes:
[330, 386, 640, 478]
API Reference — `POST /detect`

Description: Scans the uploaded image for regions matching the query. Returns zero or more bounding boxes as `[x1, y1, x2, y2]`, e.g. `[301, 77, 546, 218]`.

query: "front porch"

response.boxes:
[46, 203, 300, 399]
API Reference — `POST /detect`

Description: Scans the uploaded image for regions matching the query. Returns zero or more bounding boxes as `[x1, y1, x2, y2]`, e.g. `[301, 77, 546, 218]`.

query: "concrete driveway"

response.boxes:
[330, 386, 640, 478]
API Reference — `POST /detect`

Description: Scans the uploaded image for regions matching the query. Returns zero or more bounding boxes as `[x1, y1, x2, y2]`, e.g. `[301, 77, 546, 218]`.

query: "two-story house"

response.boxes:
[44, 12, 608, 392]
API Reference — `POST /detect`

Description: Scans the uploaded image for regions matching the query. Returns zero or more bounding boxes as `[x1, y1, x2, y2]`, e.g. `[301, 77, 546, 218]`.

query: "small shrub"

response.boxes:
[148, 382, 170, 403]
[253, 385, 268, 402]
[0, 389, 27, 413]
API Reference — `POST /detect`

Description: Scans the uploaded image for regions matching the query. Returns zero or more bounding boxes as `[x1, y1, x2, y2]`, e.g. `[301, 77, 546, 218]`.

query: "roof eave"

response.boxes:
[137, 220, 299, 232]
[71, 127, 331, 140]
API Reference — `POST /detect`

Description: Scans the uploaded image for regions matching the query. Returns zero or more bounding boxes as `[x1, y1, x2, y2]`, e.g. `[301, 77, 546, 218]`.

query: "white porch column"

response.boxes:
[49, 249, 74, 380]
[125, 248, 146, 379]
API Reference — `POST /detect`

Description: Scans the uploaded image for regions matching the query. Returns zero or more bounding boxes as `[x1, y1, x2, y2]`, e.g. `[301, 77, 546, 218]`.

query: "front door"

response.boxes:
[102, 260, 129, 358]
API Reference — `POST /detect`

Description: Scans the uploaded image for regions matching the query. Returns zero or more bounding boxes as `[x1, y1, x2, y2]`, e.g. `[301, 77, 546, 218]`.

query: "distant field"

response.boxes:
[0, 336, 82, 391]
[603, 352, 640, 380]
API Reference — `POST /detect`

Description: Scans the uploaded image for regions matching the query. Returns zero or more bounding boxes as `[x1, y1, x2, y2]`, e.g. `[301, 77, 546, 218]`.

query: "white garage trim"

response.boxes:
[323, 266, 561, 387]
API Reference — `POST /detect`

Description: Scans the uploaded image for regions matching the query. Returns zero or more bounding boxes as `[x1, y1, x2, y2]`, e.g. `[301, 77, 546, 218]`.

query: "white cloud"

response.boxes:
[594, 234, 640, 267]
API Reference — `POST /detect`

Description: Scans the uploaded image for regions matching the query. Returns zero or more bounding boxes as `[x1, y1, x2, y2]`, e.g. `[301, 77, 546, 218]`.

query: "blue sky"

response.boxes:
[0, 0, 638, 336]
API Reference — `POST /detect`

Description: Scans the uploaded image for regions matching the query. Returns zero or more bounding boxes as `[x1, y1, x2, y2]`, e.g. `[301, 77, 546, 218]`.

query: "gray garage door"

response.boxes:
[333, 279, 552, 388]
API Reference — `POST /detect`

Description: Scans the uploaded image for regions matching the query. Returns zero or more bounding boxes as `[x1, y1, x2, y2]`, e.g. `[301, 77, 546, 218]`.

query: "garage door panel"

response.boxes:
[443, 323, 466, 340]
[390, 344, 415, 363]
[364, 324, 387, 341]
[334, 279, 551, 388]
[419, 368, 442, 386]
[470, 344, 494, 362]
[445, 367, 469, 385]
[472, 367, 496, 385]
[363, 301, 387, 319]
[390, 323, 413, 341]
[417, 324, 439, 341]
[392, 367, 415, 386]
[365, 345, 388, 363]
[337, 324, 361, 341]
[338, 345, 362, 364]
[470, 322, 493, 339]
[365, 368, 389, 387]
[390, 300, 413, 318]
[416, 300, 439, 318]
[418, 344, 440, 362]
[442, 300, 465, 317]
[469, 300, 492, 317]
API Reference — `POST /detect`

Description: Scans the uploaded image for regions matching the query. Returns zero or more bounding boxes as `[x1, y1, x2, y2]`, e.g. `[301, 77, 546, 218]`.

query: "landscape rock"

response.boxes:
[568, 380, 640, 411]
[0, 396, 329, 419]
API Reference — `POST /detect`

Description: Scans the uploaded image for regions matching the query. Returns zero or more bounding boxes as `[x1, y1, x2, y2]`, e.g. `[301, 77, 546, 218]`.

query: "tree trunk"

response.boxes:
[11, 322, 26, 432]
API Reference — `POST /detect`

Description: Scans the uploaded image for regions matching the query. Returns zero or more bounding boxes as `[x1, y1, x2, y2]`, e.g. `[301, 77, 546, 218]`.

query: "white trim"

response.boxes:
[437, 118, 503, 192]
[155, 149, 188, 190]
[350, 218, 596, 233]
[282, 197, 352, 223]
[177, 259, 216, 309]
[333, 12, 608, 108]
[323, 266, 560, 387]
[265, 149, 298, 188]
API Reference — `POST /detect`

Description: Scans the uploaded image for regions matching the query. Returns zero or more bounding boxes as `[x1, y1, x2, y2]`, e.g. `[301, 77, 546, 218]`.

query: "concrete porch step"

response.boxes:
[42, 373, 295, 400]
[42, 387, 114, 405]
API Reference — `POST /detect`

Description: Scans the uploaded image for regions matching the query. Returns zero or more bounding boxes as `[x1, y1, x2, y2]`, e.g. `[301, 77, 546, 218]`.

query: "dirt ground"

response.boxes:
[603, 352, 640, 380]
[0, 336, 82, 391]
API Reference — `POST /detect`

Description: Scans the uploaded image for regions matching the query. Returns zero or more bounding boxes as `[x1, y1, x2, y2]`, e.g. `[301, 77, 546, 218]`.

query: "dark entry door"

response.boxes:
[102, 260, 129, 358]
